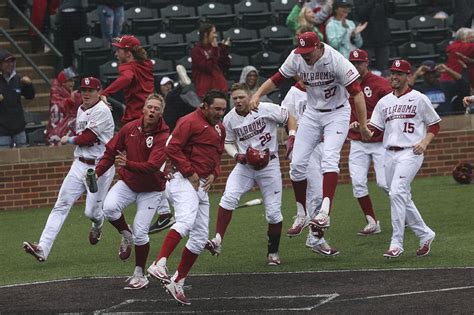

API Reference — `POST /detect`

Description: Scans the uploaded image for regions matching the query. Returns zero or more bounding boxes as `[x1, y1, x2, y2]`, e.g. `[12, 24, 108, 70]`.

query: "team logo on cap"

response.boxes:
[353, 51, 359, 58]
[395, 60, 401, 67]
[299, 38, 306, 46]
[85, 78, 90, 85]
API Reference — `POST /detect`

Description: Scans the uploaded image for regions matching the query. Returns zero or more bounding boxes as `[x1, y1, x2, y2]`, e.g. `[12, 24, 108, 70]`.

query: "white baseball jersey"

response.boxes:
[74, 101, 115, 160]
[370, 89, 441, 149]
[223, 102, 288, 153]
[279, 43, 359, 112]
[281, 85, 306, 122]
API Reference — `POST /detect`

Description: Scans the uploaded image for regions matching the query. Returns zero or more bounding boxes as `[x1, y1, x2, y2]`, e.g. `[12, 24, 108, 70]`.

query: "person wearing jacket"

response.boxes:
[191, 23, 230, 99]
[286, 0, 327, 42]
[0, 50, 35, 149]
[95, 93, 170, 290]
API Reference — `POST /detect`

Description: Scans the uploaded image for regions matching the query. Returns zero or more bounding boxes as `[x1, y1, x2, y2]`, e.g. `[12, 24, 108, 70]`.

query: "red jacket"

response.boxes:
[167, 108, 225, 179]
[101, 60, 155, 124]
[95, 117, 170, 192]
[349, 71, 392, 142]
[440, 40, 474, 88]
[191, 42, 230, 99]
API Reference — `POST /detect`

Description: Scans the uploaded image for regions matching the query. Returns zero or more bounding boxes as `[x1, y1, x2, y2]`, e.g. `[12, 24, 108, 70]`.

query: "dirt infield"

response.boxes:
[1, 267, 473, 313]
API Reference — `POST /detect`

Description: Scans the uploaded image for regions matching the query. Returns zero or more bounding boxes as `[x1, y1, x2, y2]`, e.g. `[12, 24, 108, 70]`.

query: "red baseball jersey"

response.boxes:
[348, 71, 392, 142]
[95, 117, 170, 192]
[101, 60, 155, 124]
[167, 108, 225, 179]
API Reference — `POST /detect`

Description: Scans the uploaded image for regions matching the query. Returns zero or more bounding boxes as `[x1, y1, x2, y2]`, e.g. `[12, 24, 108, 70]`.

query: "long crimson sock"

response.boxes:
[291, 179, 308, 215]
[322, 172, 338, 214]
[135, 243, 150, 271]
[157, 229, 182, 260]
[109, 214, 131, 233]
[357, 195, 377, 221]
[216, 206, 233, 239]
[267, 222, 282, 254]
[175, 247, 198, 282]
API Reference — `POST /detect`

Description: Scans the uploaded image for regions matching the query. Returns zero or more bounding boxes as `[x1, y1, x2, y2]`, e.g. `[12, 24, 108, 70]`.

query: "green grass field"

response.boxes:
[1, 175, 473, 286]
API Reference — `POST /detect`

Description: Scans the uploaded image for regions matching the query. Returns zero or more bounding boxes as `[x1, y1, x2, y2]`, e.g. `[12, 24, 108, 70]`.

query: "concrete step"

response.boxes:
[0, 17, 10, 29]
[13, 52, 57, 68]
[17, 65, 55, 80]
[31, 79, 52, 94]
[0, 4, 9, 16]
[0, 40, 32, 53]
[0, 28, 31, 42]
[23, 92, 50, 113]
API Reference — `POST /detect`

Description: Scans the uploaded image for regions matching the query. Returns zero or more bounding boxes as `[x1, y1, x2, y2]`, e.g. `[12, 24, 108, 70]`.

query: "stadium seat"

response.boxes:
[185, 30, 200, 46]
[435, 39, 452, 61]
[271, 0, 298, 25]
[73, 36, 111, 76]
[24, 111, 45, 132]
[407, 15, 450, 43]
[130, 18, 165, 36]
[198, 2, 236, 31]
[160, 4, 200, 33]
[150, 58, 176, 79]
[148, 32, 189, 60]
[86, 10, 101, 38]
[27, 128, 46, 146]
[99, 60, 120, 86]
[175, 55, 193, 73]
[144, 0, 170, 10]
[215, 0, 241, 6]
[227, 53, 250, 82]
[251, 51, 280, 78]
[259, 25, 293, 53]
[234, 0, 273, 30]
[392, 0, 423, 20]
[387, 18, 412, 46]
[180, 0, 209, 7]
[397, 41, 440, 67]
[124, 6, 156, 22]
[223, 27, 263, 56]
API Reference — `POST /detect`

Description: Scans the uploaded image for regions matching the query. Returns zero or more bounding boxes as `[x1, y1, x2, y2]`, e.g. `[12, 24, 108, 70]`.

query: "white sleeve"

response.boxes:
[223, 114, 236, 144]
[281, 88, 298, 119]
[262, 103, 289, 125]
[279, 51, 298, 79]
[420, 94, 442, 126]
[87, 107, 114, 141]
[369, 101, 385, 130]
[335, 54, 360, 86]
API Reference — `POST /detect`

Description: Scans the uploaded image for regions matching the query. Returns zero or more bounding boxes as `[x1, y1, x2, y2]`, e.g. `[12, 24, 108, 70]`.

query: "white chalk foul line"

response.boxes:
[334, 285, 474, 303]
[93, 294, 340, 314]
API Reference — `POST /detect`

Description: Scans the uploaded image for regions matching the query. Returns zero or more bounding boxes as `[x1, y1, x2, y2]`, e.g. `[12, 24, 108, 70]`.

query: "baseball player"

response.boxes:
[94, 93, 169, 289]
[347, 49, 392, 235]
[250, 31, 371, 232]
[23, 77, 115, 262]
[147, 90, 227, 305]
[368, 59, 440, 258]
[283, 81, 340, 256]
[205, 83, 294, 265]
[101, 35, 154, 125]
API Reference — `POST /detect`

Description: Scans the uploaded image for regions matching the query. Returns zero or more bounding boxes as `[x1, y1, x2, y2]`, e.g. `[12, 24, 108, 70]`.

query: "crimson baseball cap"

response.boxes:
[294, 32, 320, 54]
[80, 77, 102, 90]
[112, 35, 141, 49]
[390, 59, 412, 74]
[349, 49, 369, 62]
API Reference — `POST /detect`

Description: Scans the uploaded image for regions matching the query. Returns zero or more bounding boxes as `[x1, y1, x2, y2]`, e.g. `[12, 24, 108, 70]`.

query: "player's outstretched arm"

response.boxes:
[250, 78, 277, 110]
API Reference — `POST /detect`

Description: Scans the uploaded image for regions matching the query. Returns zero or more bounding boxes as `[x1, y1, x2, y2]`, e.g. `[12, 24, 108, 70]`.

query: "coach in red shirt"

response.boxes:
[147, 89, 227, 306]
[101, 35, 154, 124]
[95, 93, 169, 290]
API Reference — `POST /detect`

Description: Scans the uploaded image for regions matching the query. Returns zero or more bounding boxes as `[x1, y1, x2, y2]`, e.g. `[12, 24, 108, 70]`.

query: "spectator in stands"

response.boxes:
[410, 60, 470, 115]
[441, 28, 474, 92]
[452, 0, 474, 31]
[286, 1, 324, 42]
[101, 35, 154, 125]
[236, 66, 271, 106]
[191, 23, 231, 99]
[30, 0, 60, 53]
[0, 50, 35, 149]
[46, 68, 82, 146]
[158, 77, 174, 99]
[353, 0, 395, 72]
[97, 0, 125, 46]
[55, 0, 88, 68]
[326, 0, 367, 59]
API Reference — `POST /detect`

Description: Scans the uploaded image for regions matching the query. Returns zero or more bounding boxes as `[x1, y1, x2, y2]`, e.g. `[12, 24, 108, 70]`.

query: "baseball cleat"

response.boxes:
[416, 234, 435, 257]
[287, 215, 310, 237]
[267, 252, 281, 266]
[310, 213, 330, 229]
[205, 238, 221, 256]
[119, 228, 133, 261]
[164, 277, 190, 306]
[312, 242, 340, 257]
[149, 213, 175, 234]
[22, 241, 45, 262]
[147, 259, 170, 284]
[89, 219, 103, 245]
[357, 221, 381, 236]
[383, 247, 404, 259]
[124, 275, 149, 290]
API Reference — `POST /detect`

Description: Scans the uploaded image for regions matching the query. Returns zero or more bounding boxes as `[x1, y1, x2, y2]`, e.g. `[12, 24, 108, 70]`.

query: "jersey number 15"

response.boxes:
[403, 122, 415, 133]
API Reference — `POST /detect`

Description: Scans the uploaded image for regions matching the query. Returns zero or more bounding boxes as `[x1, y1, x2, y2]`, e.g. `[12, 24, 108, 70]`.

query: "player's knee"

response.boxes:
[289, 161, 308, 181]
[133, 233, 149, 246]
[171, 222, 191, 237]
[266, 210, 283, 224]
[220, 195, 239, 210]
[353, 186, 369, 199]
[102, 202, 120, 221]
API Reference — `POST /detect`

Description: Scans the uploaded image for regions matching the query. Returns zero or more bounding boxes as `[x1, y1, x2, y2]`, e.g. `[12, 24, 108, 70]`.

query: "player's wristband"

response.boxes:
[289, 130, 296, 136]
[67, 137, 76, 145]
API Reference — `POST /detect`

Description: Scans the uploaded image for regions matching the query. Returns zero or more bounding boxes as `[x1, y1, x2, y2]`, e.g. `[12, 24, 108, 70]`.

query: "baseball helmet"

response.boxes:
[246, 147, 270, 170]
[452, 162, 473, 184]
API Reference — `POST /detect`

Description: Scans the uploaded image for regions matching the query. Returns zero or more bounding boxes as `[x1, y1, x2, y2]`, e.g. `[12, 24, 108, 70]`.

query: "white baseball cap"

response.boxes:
[160, 76, 173, 85]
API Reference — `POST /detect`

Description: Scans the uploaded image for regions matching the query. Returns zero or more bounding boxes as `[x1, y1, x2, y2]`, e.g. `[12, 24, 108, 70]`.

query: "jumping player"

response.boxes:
[369, 60, 440, 258]
[147, 90, 227, 305]
[347, 49, 392, 235]
[250, 31, 371, 232]
[100, 35, 154, 125]
[23, 77, 115, 262]
[205, 83, 295, 265]
[94, 94, 169, 289]
[283, 81, 339, 256]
